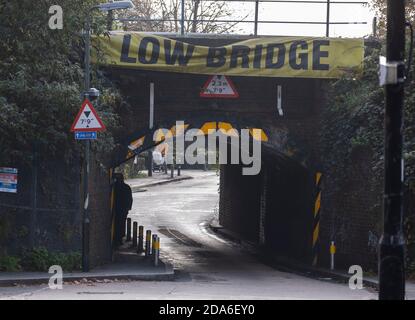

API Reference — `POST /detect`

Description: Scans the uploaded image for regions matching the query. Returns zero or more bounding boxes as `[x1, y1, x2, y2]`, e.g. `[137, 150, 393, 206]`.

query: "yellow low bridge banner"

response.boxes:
[93, 32, 364, 79]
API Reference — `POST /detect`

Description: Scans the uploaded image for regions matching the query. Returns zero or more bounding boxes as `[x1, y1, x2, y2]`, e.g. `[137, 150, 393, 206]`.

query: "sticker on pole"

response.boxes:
[200, 75, 239, 98]
[71, 99, 106, 132]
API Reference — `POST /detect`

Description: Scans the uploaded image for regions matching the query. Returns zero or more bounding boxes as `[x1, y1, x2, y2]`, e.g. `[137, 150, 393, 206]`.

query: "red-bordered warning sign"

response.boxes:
[70, 99, 106, 132]
[200, 75, 239, 98]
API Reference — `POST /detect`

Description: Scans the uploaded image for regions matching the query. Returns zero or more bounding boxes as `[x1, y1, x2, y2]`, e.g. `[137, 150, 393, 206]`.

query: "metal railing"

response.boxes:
[114, 0, 369, 36]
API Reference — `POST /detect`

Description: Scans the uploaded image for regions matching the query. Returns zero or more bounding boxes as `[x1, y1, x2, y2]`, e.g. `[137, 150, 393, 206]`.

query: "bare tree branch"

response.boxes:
[117, 0, 247, 34]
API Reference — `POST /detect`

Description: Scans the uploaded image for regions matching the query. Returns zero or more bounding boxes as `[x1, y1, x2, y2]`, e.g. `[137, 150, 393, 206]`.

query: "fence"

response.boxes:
[115, 0, 369, 36]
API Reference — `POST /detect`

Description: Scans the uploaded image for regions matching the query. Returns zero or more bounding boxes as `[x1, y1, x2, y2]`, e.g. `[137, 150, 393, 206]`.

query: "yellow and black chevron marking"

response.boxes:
[125, 122, 269, 161]
[312, 172, 322, 266]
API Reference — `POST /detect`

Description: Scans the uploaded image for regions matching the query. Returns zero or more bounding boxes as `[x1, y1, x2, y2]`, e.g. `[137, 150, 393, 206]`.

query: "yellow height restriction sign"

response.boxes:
[92, 32, 364, 79]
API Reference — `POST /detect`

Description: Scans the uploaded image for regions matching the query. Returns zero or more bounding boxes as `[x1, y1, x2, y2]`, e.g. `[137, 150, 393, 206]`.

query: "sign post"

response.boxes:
[71, 98, 106, 272]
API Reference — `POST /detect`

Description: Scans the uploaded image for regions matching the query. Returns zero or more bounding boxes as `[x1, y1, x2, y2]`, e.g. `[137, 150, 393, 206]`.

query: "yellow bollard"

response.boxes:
[145, 230, 152, 257]
[330, 241, 336, 270]
[154, 236, 160, 266]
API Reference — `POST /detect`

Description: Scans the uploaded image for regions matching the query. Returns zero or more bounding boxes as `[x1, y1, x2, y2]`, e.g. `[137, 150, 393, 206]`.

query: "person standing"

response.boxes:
[113, 173, 133, 247]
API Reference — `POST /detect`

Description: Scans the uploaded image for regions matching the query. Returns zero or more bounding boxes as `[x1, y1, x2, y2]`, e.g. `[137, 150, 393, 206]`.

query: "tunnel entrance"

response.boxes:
[110, 136, 314, 271]
[218, 148, 313, 265]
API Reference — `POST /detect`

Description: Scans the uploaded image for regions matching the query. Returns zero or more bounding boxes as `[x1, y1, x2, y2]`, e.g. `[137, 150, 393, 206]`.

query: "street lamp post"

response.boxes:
[82, 0, 134, 272]
[379, 0, 406, 300]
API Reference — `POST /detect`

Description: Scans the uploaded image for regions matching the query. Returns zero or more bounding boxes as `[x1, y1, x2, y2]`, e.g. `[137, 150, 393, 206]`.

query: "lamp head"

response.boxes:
[98, 1, 135, 12]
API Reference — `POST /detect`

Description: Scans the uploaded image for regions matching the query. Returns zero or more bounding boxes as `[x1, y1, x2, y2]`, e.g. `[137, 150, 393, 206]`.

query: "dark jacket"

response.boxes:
[114, 182, 133, 213]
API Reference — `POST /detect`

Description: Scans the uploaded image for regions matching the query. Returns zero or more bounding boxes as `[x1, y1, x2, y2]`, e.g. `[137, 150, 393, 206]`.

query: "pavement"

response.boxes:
[126, 171, 193, 192]
[1, 169, 413, 300]
[0, 171, 192, 288]
[0, 252, 174, 287]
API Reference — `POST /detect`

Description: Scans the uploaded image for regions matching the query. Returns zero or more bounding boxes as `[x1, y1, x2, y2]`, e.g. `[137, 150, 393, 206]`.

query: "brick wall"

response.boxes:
[0, 154, 81, 256]
[319, 146, 381, 271]
[87, 158, 112, 268]
[219, 164, 261, 242]
[0, 152, 112, 269]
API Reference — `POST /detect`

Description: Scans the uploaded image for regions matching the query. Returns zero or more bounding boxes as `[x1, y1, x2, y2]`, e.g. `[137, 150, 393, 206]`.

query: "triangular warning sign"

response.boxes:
[200, 75, 239, 98]
[70, 99, 106, 132]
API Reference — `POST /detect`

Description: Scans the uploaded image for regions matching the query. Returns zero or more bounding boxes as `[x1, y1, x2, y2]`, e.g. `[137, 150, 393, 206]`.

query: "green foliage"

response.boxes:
[20, 247, 81, 272]
[323, 41, 415, 273]
[0, 0, 123, 165]
[0, 214, 11, 243]
[322, 46, 385, 187]
[0, 255, 21, 272]
[117, 157, 148, 179]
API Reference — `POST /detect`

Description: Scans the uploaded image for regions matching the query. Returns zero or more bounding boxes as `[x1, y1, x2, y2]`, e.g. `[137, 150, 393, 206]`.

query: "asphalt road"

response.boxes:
[0, 170, 379, 300]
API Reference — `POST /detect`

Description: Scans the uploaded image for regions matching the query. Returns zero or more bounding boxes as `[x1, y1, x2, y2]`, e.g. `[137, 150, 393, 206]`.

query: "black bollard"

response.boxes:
[132, 221, 138, 248]
[137, 225, 144, 253]
[126, 218, 132, 242]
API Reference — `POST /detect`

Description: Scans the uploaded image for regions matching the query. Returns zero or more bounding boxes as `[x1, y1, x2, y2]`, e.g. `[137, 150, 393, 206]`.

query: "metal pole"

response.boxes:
[30, 142, 38, 248]
[82, 140, 90, 272]
[379, 0, 406, 300]
[254, 0, 259, 36]
[148, 83, 154, 177]
[149, 83, 154, 130]
[82, 12, 92, 273]
[181, 0, 185, 35]
[326, 0, 330, 37]
[85, 16, 91, 91]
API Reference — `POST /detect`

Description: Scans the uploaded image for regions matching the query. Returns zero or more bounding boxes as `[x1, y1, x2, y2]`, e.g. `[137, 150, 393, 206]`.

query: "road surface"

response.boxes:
[0, 170, 379, 300]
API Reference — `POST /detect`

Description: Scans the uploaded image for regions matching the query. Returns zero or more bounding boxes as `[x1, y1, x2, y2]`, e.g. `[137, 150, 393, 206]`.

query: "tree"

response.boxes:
[117, 0, 247, 34]
[371, 0, 415, 37]
[0, 0, 122, 165]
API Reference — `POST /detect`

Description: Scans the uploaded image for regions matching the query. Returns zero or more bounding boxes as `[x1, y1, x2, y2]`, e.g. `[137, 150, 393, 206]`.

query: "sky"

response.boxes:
[210, 0, 375, 38]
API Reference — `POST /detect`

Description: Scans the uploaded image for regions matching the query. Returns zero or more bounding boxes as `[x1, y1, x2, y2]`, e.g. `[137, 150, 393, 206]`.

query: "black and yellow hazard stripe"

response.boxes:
[312, 172, 322, 266]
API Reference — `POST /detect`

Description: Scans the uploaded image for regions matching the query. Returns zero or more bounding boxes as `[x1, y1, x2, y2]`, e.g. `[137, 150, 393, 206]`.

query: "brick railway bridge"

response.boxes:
[1, 33, 376, 271]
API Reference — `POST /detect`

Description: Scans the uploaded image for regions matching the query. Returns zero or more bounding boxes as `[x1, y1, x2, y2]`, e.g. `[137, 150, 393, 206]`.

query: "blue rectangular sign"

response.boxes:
[75, 132, 97, 140]
[0, 167, 18, 193]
